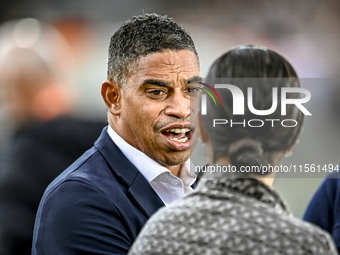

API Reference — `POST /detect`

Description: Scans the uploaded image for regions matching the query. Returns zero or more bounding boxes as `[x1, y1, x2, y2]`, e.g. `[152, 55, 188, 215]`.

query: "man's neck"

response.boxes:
[165, 165, 181, 177]
[108, 123, 183, 177]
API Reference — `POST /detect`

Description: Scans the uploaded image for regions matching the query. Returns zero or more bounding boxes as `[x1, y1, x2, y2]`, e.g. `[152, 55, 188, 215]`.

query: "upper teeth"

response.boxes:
[167, 128, 190, 133]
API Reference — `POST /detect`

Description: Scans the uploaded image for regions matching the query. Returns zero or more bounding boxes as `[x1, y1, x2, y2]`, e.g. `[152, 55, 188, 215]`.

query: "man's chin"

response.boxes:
[158, 150, 191, 167]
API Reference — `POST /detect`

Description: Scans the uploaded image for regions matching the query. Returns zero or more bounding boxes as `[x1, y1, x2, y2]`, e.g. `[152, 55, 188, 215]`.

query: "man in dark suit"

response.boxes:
[32, 13, 201, 254]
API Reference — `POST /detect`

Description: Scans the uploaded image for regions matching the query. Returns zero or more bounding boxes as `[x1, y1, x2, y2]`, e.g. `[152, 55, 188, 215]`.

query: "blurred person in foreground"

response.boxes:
[32, 13, 201, 254]
[0, 19, 105, 255]
[128, 45, 337, 255]
[304, 170, 340, 253]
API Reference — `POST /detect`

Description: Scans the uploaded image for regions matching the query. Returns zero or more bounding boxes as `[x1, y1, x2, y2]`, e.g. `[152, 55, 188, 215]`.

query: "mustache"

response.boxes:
[154, 117, 195, 131]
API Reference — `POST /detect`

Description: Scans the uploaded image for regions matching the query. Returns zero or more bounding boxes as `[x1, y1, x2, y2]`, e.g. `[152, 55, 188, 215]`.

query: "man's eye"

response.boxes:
[151, 90, 164, 95]
[147, 90, 167, 98]
[187, 87, 200, 95]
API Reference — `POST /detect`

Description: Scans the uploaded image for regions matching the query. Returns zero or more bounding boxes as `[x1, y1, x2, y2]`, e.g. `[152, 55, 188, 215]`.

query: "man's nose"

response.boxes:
[164, 91, 190, 119]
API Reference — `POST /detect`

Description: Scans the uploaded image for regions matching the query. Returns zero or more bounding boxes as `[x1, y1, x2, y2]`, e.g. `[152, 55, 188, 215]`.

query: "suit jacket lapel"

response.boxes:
[127, 173, 164, 217]
[94, 127, 164, 218]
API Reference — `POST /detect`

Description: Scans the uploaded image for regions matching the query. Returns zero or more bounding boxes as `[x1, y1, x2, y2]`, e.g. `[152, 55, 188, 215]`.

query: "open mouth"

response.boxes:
[160, 125, 194, 151]
[162, 128, 191, 143]
[159, 122, 195, 151]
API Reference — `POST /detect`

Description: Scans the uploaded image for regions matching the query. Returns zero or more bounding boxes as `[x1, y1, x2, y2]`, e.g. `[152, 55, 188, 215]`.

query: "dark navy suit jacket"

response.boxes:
[303, 171, 340, 253]
[32, 127, 167, 254]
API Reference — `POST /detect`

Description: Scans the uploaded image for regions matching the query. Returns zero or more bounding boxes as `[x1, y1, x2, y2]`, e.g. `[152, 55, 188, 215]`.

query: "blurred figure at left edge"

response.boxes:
[0, 18, 106, 255]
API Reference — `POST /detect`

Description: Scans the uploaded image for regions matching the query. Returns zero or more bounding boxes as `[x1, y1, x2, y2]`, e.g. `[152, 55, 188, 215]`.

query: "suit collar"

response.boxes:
[94, 127, 164, 217]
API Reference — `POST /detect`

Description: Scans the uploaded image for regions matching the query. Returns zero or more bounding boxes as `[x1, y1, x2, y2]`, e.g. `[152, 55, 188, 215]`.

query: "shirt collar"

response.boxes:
[178, 160, 197, 186]
[107, 125, 196, 186]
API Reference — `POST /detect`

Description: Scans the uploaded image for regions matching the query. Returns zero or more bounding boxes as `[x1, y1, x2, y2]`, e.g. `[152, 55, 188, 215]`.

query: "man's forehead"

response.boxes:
[145, 49, 196, 62]
[129, 50, 200, 79]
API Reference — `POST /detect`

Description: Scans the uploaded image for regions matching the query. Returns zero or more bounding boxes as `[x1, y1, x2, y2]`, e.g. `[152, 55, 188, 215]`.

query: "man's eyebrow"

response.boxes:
[186, 76, 203, 84]
[141, 79, 171, 87]
[141, 76, 202, 87]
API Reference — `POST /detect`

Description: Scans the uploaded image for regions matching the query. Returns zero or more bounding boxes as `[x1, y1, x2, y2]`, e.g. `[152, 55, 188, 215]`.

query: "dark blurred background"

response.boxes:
[0, 0, 339, 242]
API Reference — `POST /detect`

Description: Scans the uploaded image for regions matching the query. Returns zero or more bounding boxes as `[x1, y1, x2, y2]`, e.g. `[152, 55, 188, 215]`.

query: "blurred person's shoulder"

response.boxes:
[9, 116, 106, 164]
[13, 116, 106, 146]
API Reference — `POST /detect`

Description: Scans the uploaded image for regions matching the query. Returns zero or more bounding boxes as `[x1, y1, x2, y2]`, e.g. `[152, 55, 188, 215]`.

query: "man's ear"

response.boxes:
[198, 114, 209, 143]
[101, 80, 122, 115]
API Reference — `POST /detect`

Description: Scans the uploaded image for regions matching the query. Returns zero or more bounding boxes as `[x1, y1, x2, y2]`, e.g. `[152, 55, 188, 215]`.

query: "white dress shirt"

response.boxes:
[107, 125, 196, 205]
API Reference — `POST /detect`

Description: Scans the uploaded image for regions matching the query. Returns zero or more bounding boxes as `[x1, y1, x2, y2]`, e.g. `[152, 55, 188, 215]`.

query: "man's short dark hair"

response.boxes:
[107, 13, 198, 86]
